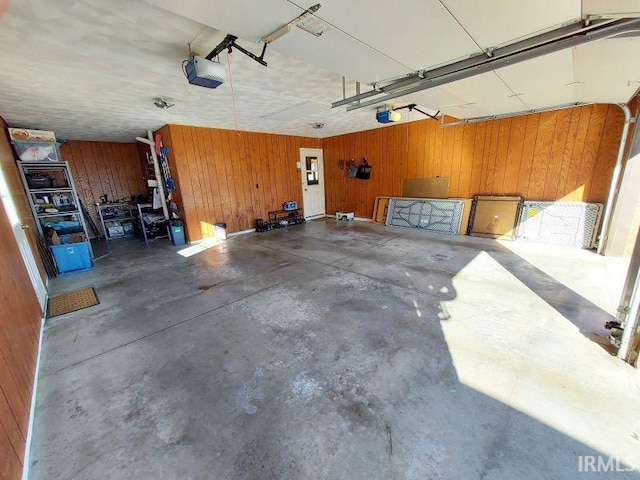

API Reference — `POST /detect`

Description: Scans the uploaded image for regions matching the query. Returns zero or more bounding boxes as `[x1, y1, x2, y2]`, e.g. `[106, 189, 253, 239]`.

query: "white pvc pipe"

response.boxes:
[136, 130, 170, 220]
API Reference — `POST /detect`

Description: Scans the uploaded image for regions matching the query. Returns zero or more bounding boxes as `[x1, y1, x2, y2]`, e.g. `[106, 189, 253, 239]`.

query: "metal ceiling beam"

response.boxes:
[333, 18, 640, 111]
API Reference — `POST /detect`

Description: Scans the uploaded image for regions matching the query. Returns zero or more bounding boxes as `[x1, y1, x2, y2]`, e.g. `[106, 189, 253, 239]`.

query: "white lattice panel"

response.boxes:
[516, 201, 603, 248]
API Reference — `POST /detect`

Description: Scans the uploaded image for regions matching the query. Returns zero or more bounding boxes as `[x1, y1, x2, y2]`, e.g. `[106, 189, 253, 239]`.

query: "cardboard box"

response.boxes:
[402, 177, 449, 199]
[8, 128, 56, 142]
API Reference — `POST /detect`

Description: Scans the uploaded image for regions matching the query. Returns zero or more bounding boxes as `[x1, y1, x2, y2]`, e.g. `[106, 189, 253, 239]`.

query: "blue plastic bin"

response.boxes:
[50, 241, 93, 274]
[170, 224, 186, 246]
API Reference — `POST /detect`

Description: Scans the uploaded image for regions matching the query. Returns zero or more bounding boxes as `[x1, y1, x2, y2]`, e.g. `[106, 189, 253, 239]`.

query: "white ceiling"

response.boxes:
[0, 0, 639, 142]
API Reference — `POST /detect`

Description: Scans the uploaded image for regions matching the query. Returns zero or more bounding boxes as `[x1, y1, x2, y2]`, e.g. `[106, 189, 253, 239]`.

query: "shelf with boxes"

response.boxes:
[17, 160, 94, 275]
[96, 202, 138, 240]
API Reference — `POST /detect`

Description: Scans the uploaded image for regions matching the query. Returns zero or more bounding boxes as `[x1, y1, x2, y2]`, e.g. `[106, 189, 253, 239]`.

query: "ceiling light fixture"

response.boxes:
[261, 3, 325, 44]
[154, 97, 175, 109]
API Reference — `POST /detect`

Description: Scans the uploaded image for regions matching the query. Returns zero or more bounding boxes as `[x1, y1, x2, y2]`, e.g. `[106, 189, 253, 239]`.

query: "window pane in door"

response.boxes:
[307, 171, 319, 185]
[306, 156, 318, 171]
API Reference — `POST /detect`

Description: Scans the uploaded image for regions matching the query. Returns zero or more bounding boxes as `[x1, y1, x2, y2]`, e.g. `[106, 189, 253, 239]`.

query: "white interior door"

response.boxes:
[300, 148, 325, 219]
[0, 168, 47, 312]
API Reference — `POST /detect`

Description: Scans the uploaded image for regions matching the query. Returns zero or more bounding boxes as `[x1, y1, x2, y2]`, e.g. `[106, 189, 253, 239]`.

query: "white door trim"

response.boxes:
[299, 148, 325, 219]
[0, 167, 47, 312]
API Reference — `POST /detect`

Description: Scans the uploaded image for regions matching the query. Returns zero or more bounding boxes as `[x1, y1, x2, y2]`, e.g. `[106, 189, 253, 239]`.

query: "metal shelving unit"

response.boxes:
[96, 202, 137, 240]
[137, 203, 169, 245]
[17, 161, 93, 258]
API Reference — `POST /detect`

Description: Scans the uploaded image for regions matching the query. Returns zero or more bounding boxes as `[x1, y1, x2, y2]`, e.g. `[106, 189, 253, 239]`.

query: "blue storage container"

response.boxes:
[50, 241, 93, 274]
[170, 224, 186, 246]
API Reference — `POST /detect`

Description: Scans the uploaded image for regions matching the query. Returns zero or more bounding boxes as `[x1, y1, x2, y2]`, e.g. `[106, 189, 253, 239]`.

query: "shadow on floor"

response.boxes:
[31, 221, 638, 479]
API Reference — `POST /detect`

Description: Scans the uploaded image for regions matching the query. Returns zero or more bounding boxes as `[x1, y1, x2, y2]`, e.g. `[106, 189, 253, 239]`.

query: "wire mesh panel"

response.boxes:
[516, 201, 603, 248]
[386, 198, 465, 235]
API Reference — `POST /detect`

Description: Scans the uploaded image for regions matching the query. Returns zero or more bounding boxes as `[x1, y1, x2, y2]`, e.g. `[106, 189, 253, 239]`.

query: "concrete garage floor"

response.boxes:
[31, 220, 640, 479]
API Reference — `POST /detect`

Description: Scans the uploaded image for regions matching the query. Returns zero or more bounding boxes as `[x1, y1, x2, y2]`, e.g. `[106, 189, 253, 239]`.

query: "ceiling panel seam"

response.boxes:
[438, 0, 485, 53]
[282, 0, 416, 75]
[492, 71, 531, 110]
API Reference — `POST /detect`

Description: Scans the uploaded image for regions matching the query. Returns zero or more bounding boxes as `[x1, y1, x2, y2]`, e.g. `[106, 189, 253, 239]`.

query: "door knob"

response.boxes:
[20, 224, 29, 230]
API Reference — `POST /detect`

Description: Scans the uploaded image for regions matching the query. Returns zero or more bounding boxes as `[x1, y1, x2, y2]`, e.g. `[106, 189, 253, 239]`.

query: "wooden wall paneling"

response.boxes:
[108, 143, 126, 201]
[321, 104, 622, 218]
[92, 143, 113, 200]
[478, 121, 494, 195]
[468, 122, 487, 196]
[256, 132, 272, 214]
[433, 118, 444, 177]
[366, 129, 376, 217]
[77, 142, 102, 205]
[99, 143, 118, 200]
[458, 123, 476, 197]
[483, 119, 501, 195]
[204, 128, 219, 233]
[168, 126, 198, 238]
[331, 136, 339, 214]
[565, 106, 594, 200]
[528, 111, 559, 199]
[579, 105, 608, 202]
[291, 136, 304, 212]
[390, 126, 401, 196]
[502, 116, 527, 196]
[235, 132, 254, 230]
[268, 136, 282, 213]
[0, 115, 44, 480]
[173, 126, 201, 238]
[266, 134, 280, 210]
[290, 137, 303, 209]
[543, 109, 573, 200]
[249, 132, 266, 218]
[555, 107, 582, 200]
[255, 134, 271, 212]
[358, 131, 367, 215]
[492, 119, 513, 195]
[407, 123, 418, 179]
[0, 337, 31, 413]
[440, 123, 455, 192]
[0, 390, 25, 463]
[204, 127, 223, 233]
[370, 128, 382, 216]
[189, 128, 210, 237]
[203, 128, 224, 230]
[182, 127, 204, 239]
[414, 121, 425, 179]
[516, 114, 541, 197]
[223, 129, 242, 232]
[450, 125, 465, 197]
[64, 142, 95, 224]
[0, 396, 24, 479]
[591, 105, 624, 203]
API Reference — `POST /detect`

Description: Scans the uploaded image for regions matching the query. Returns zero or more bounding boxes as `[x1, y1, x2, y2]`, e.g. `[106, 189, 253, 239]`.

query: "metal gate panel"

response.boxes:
[386, 198, 465, 235]
[516, 201, 603, 248]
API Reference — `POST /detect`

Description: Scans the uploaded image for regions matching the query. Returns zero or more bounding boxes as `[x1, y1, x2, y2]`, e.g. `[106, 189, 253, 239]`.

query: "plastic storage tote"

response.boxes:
[50, 241, 93, 273]
[170, 223, 186, 246]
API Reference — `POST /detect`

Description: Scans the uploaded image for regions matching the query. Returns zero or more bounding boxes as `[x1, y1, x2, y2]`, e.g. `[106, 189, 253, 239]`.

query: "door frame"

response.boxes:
[299, 148, 326, 219]
[0, 166, 47, 312]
